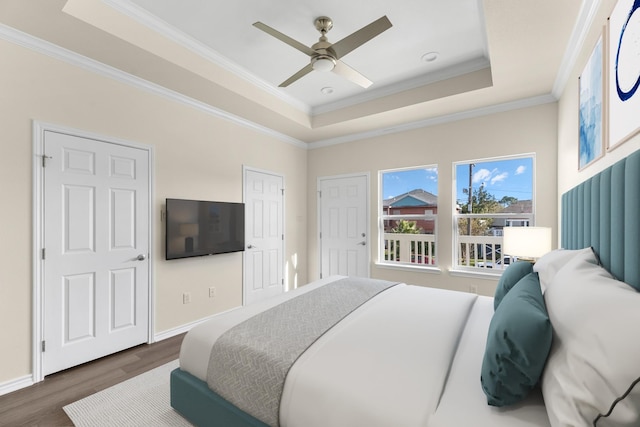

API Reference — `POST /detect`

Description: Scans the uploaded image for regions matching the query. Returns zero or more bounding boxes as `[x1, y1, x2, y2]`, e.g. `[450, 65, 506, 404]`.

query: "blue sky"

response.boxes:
[455, 157, 533, 203]
[381, 158, 533, 203]
[382, 167, 438, 199]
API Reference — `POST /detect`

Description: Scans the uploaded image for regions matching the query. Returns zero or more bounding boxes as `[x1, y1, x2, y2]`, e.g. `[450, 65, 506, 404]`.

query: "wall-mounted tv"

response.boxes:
[165, 198, 245, 260]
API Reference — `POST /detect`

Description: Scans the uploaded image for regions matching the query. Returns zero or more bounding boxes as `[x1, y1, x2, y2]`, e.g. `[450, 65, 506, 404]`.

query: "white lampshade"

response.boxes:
[502, 227, 552, 260]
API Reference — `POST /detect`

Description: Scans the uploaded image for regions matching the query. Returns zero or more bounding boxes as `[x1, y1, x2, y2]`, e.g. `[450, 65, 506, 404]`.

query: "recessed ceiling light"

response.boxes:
[321, 87, 334, 95]
[421, 52, 439, 63]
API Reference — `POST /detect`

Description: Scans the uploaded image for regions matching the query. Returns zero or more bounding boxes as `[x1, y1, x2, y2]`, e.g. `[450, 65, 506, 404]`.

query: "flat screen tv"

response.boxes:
[165, 198, 245, 260]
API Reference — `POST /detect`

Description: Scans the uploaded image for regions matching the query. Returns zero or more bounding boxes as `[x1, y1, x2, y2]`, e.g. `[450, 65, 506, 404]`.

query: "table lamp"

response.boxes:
[502, 227, 552, 261]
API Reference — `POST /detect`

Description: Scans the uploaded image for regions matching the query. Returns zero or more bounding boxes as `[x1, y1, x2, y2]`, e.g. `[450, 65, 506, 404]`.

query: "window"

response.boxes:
[379, 166, 438, 267]
[453, 155, 534, 271]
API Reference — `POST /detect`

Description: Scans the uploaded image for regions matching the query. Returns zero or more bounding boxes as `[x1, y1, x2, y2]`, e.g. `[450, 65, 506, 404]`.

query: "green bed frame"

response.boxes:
[170, 368, 269, 427]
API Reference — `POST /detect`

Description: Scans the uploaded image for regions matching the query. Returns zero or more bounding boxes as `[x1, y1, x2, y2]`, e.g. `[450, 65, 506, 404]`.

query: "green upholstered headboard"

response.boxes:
[561, 149, 640, 291]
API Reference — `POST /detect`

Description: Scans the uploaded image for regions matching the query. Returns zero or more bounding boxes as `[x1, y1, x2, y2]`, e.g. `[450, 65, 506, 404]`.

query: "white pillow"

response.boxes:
[542, 249, 640, 427]
[533, 247, 593, 292]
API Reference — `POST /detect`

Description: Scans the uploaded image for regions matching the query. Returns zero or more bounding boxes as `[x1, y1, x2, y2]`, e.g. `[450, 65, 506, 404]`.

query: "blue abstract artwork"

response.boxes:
[609, 0, 640, 149]
[579, 36, 603, 169]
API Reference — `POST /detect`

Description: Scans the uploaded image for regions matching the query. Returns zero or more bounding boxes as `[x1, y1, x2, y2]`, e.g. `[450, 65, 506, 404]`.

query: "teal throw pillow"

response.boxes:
[481, 272, 552, 407]
[493, 261, 534, 310]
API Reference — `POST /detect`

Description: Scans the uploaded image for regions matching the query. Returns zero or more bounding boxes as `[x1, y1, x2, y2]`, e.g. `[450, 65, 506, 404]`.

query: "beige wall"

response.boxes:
[307, 102, 559, 296]
[557, 0, 640, 198]
[0, 39, 308, 384]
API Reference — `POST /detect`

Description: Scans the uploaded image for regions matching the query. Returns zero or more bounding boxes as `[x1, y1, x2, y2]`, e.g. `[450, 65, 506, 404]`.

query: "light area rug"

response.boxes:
[63, 359, 194, 426]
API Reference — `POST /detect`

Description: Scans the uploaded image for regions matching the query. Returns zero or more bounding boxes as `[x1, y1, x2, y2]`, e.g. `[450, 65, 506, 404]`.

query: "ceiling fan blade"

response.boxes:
[253, 22, 316, 57]
[330, 16, 392, 59]
[279, 63, 314, 87]
[333, 60, 372, 88]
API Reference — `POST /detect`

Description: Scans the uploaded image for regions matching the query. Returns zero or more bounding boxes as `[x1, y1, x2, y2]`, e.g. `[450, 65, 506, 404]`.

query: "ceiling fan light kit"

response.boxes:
[253, 15, 392, 88]
[311, 55, 336, 72]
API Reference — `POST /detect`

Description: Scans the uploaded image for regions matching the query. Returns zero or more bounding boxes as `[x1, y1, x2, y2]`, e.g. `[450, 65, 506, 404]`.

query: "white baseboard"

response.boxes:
[0, 311, 241, 396]
[153, 307, 240, 343]
[0, 374, 33, 397]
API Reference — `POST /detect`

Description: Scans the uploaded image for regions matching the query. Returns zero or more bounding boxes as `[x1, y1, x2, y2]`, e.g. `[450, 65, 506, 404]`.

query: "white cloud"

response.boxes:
[491, 172, 509, 184]
[472, 168, 492, 183]
[515, 165, 526, 175]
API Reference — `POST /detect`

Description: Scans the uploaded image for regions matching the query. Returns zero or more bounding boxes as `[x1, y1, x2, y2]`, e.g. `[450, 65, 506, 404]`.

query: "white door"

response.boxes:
[243, 168, 284, 305]
[42, 131, 150, 376]
[318, 174, 369, 278]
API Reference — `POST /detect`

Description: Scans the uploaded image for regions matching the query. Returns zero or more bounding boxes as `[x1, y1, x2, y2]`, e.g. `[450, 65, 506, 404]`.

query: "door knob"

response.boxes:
[247, 245, 257, 249]
[136, 254, 146, 261]
[357, 241, 366, 246]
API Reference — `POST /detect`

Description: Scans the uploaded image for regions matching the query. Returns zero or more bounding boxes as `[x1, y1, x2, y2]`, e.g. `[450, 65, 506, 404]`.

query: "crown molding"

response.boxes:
[0, 22, 558, 151]
[308, 94, 557, 150]
[311, 57, 491, 116]
[0, 23, 306, 149]
[552, 0, 602, 98]
[2, 0, 598, 153]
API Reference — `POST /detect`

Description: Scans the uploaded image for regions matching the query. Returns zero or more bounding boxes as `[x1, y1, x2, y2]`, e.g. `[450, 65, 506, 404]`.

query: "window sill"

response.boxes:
[374, 262, 442, 274]
[448, 268, 502, 280]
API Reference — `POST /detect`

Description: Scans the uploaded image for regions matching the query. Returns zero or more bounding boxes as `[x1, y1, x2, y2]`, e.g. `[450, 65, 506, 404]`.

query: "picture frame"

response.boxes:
[607, 0, 640, 150]
[578, 33, 605, 170]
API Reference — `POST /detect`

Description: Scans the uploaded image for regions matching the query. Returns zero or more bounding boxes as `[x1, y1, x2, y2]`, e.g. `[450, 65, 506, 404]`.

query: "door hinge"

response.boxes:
[42, 248, 46, 260]
[41, 340, 46, 352]
[318, 190, 322, 198]
[41, 155, 52, 167]
[281, 188, 284, 195]
[282, 234, 284, 241]
[319, 232, 322, 239]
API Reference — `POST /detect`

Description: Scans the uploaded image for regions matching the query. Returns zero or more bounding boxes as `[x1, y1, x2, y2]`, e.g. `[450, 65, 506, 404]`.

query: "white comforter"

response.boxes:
[179, 276, 550, 427]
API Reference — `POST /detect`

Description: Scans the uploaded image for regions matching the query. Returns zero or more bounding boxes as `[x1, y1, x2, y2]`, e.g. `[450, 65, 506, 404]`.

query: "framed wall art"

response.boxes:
[578, 33, 604, 170]
[608, 0, 640, 150]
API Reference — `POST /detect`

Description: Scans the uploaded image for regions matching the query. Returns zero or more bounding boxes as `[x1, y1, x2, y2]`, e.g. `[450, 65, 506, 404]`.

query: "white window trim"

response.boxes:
[378, 165, 438, 270]
[451, 153, 536, 275]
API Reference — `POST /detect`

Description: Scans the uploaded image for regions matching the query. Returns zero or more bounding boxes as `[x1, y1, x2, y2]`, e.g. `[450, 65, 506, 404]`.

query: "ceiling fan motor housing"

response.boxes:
[314, 16, 333, 34]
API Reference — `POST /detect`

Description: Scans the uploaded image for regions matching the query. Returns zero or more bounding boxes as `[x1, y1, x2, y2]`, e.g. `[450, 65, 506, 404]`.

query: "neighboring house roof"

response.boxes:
[383, 189, 438, 208]
[499, 200, 532, 214]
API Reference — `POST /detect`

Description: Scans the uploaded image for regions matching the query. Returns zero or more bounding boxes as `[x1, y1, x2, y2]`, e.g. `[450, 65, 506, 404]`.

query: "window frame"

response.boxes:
[451, 153, 536, 275]
[378, 165, 439, 270]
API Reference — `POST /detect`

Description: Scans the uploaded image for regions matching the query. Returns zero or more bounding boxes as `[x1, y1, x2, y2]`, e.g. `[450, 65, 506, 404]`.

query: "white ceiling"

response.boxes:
[127, 0, 490, 112]
[0, 0, 590, 145]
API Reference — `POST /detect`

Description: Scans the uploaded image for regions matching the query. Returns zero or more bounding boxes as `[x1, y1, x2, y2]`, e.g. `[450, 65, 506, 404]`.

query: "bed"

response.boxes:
[170, 149, 640, 427]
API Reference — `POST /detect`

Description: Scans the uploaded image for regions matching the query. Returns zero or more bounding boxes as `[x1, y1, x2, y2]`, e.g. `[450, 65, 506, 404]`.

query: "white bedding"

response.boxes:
[179, 276, 551, 427]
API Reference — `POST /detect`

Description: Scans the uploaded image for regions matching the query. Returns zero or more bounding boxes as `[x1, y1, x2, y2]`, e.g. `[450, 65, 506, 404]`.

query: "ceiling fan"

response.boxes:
[253, 15, 392, 88]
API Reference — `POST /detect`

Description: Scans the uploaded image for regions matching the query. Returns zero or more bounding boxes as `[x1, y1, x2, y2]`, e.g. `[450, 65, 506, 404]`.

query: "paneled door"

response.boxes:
[243, 168, 284, 305]
[318, 174, 370, 278]
[42, 130, 150, 376]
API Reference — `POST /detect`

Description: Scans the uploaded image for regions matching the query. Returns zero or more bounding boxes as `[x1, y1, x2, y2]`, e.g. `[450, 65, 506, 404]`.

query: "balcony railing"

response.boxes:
[457, 235, 507, 269]
[383, 233, 436, 266]
[382, 214, 533, 269]
[455, 214, 533, 270]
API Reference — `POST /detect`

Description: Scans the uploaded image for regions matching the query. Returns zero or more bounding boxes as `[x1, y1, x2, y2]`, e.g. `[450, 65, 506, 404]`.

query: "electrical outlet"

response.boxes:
[469, 284, 478, 294]
[183, 292, 191, 304]
[209, 287, 216, 298]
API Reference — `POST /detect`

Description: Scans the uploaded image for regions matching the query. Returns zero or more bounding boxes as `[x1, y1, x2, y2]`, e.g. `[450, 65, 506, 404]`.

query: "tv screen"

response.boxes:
[165, 198, 245, 260]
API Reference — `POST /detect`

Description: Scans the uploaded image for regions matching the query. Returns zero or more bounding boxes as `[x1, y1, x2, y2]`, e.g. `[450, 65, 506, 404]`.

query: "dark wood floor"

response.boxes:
[0, 333, 185, 427]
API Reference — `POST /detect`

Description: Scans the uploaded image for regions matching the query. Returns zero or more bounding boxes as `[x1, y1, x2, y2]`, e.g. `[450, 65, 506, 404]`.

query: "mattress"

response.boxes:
[179, 276, 551, 427]
[428, 296, 550, 427]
